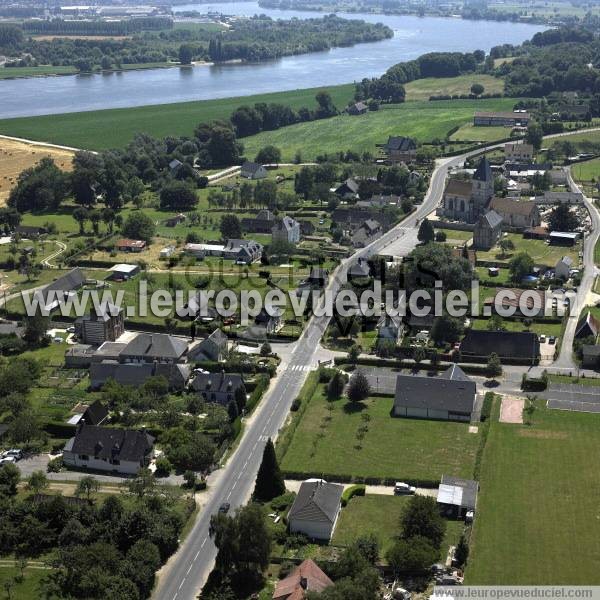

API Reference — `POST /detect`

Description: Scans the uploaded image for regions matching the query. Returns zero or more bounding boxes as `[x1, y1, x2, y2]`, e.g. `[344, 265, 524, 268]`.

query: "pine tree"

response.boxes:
[253, 438, 285, 501]
[417, 218, 435, 244]
[347, 371, 370, 403]
[455, 533, 469, 567]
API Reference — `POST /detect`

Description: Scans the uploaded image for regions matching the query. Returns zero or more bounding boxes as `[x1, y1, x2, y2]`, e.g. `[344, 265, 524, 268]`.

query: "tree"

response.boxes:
[72, 206, 89, 235]
[315, 91, 337, 118]
[470, 83, 485, 96]
[260, 342, 271, 356]
[417, 218, 435, 244]
[430, 315, 463, 344]
[327, 370, 346, 399]
[548, 202, 578, 232]
[255, 146, 281, 164]
[126, 468, 156, 498]
[508, 251, 534, 282]
[179, 44, 194, 65]
[401, 495, 446, 548]
[23, 313, 49, 345]
[294, 166, 314, 199]
[253, 438, 285, 501]
[220, 214, 242, 240]
[498, 237, 515, 257]
[346, 371, 370, 403]
[487, 352, 502, 377]
[525, 122, 544, 150]
[0, 463, 20, 496]
[75, 476, 99, 501]
[121, 211, 155, 242]
[26, 470, 48, 494]
[160, 181, 198, 210]
[413, 346, 426, 365]
[386, 535, 438, 575]
[455, 533, 469, 567]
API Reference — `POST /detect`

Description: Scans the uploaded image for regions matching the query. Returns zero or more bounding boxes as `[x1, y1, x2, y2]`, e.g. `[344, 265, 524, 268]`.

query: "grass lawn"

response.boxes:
[475, 266, 511, 284]
[0, 65, 77, 79]
[571, 158, 600, 184]
[280, 384, 480, 482]
[436, 227, 473, 243]
[466, 403, 600, 584]
[404, 74, 504, 102]
[470, 317, 563, 338]
[0, 84, 356, 151]
[476, 233, 581, 267]
[547, 374, 600, 387]
[450, 123, 512, 142]
[242, 98, 517, 162]
[0, 566, 49, 599]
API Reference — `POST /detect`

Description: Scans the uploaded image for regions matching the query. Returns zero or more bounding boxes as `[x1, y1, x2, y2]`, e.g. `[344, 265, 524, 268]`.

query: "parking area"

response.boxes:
[544, 383, 600, 413]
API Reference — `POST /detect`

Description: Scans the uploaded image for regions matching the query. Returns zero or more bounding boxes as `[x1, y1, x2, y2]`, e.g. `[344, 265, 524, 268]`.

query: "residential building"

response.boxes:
[40, 268, 86, 312]
[75, 301, 125, 345]
[242, 209, 275, 234]
[63, 423, 154, 475]
[190, 371, 245, 405]
[473, 210, 503, 250]
[381, 136, 417, 163]
[254, 306, 284, 334]
[332, 207, 395, 230]
[348, 258, 371, 280]
[119, 332, 188, 364]
[575, 311, 599, 340]
[333, 178, 360, 199]
[73, 400, 109, 426]
[489, 197, 541, 229]
[184, 243, 225, 258]
[542, 191, 584, 204]
[272, 216, 301, 245]
[90, 361, 191, 391]
[549, 231, 579, 246]
[555, 256, 574, 281]
[109, 263, 139, 280]
[15, 225, 46, 238]
[240, 162, 268, 179]
[581, 345, 600, 369]
[347, 101, 368, 115]
[351, 219, 382, 247]
[188, 329, 228, 362]
[165, 213, 186, 227]
[459, 330, 540, 364]
[437, 475, 478, 518]
[160, 245, 176, 259]
[473, 111, 530, 127]
[357, 194, 401, 209]
[483, 288, 546, 318]
[223, 239, 263, 264]
[169, 159, 183, 173]
[287, 479, 344, 541]
[504, 142, 534, 163]
[272, 559, 334, 600]
[393, 365, 476, 422]
[116, 239, 146, 252]
[376, 313, 404, 347]
[65, 344, 96, 368]
[299, 220, 315, 236]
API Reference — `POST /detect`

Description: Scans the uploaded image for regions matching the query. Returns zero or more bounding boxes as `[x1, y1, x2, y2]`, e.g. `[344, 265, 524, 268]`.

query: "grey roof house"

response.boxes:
[393, 365, 476, 422]
[40, 268, 86, 312]
[437, 475, 479, 517]
[188, 329, 228, 362]
[190, 371, 245, 405]
[272, 215, 301, 245]
[119, 333, 188, 364]
[288, 479, 344, 541]
[240, 162, 268, 180]
[90, 361, 191, 391]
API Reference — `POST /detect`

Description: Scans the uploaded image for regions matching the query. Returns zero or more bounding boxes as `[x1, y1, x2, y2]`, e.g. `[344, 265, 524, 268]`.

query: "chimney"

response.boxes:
[300, 577, 308, 590]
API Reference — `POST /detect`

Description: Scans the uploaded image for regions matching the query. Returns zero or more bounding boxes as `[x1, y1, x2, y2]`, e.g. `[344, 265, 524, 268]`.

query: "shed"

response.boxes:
[109, 263, 140, 280]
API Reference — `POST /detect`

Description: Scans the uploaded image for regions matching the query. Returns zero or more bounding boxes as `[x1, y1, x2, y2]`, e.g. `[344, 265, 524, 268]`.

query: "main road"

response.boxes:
[154, 132, 599, 600]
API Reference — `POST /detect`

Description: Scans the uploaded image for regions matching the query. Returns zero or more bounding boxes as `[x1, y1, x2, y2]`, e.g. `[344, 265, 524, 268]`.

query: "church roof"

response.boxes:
[473, 157, 493, 182]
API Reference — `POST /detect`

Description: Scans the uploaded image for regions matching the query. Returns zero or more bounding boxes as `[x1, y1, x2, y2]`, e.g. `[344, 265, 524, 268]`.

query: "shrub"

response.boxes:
[47, 456, 63, 473]
[154, 456, 172, 477]
[341, 484, 366, 507]
[290, 398, 301, 412]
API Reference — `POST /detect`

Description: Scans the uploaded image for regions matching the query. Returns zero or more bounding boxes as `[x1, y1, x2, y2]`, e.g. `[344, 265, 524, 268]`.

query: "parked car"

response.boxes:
[539, 335, 546, 343]
[394, 482, 416, 495]
[218, 502, 231, 514]
[0, 456, 16, 465]
[2, 449, 23, 460]
[548, 336, 556, 345]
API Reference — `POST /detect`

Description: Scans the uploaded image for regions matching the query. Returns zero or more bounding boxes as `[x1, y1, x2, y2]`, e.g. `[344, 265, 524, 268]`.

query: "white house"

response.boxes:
[272, 216, 300, 245]
[287, 479, 344, 540]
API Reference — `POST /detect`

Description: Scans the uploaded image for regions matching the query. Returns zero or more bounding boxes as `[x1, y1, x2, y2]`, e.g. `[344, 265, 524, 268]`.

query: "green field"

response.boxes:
[450, 123, 511, 142]
[279, 383, 480, 482]
[0, 565, 48, 600]
[0, 65, 78, 79]
[466, 403, 600, 584]
[243, 98, 515, 161]
[404, 74, 504, 102]
[436, 227, 473, 242]
[571, 158, 600, 183]
[0, 84, 355, 151]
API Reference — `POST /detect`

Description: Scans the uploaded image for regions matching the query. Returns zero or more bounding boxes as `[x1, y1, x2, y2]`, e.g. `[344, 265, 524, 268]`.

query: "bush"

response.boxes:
[270, 491, 296, 512]
[47, 456, 63, 473]
[290, 397, 301, 412]
[155, 456, 172, 477]
[341, 484, 366, 507]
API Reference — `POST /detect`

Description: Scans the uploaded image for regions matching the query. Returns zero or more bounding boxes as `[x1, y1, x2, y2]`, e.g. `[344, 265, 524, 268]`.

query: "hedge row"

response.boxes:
[281, 471, 439, 488]
[341, 484, 366, 507]
[246, 373, 271, 414]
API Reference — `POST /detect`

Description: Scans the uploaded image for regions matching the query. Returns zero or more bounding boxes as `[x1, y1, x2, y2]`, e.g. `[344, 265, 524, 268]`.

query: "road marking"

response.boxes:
[186, 564, 193, 575]
[201, 539, 206, 549]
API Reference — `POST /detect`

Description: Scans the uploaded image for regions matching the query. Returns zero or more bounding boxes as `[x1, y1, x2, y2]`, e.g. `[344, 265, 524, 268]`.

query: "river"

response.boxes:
[0, 2, 545, 119]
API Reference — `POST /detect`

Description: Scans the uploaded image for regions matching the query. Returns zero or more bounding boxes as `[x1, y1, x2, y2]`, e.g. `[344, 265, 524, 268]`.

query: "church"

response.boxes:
[437, 157, 494, 224]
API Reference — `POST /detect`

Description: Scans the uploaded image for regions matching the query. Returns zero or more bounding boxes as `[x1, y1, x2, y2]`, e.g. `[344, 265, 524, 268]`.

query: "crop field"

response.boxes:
[0, 84, 356, 151]
[404, 74, 504, 101]
[466, 403, 600, 584]
[450, 123, 511, 142]
[0, 138, 74, 205]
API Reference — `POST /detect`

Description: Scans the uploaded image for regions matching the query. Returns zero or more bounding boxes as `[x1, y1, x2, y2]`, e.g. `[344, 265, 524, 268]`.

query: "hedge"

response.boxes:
[280, 471, 439, 488]
[341, 484, 366, 507]
[246, 373, 270, 414]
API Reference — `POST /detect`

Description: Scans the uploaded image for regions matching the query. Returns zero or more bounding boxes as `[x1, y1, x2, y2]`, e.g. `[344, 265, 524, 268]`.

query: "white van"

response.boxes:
[394, 482, 416, 495]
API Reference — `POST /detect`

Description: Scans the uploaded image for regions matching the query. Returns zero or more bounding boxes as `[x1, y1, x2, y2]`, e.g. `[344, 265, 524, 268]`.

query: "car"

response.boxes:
[394, 482, 416, 495]
[66, 327, 76, 333]
[539, 334, 546, 343]
[0, 456, 16, 465]
[218, 502, 231, 514]
[548, 336, 556, 345]
[4, 449, 23, 460]
[53, 336, 63, 343]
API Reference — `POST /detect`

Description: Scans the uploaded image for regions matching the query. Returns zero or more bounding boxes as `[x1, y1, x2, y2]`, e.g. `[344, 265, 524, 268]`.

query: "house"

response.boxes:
[376, 313, 403, 347]
[523, 226, 549, 240]
[307, 267, 329, 288]
[504, 142, 534, 163]
[272, 216, 301, 245]
[555, 256, 574, 281]
[581, 345, 600, 369]
[381, 136, 417, 163]
[549, 169, 568, 185]
[483, 288, 546, 318]
[542, 191, 583, 204]
[549, 231, 579, 247]
[80, 400, 109, 426]
[505, 162, 550, 179]
[75, 301, 124, 345]
[222, 239, 263, 264]
[190, 371, 244, 405]
[165, 213, 186, 227]
[352, 219, 382, 247]
[254, 306, 284, 334]
[40, 267, 86, 312]
[299, 220, 315, 236]
[357, 194, 401, 209]
[116, 239, 146, 253]
[109, 263, 139, 280]
[273, 559, 334, 600]
[64, 344, 96, 368]
[169, 158, 183, 173]
[119, 332, 188, 364]
[90, 360, 191, 390]
[14, 225, 46, 238]
[184, 243, 225, 259]
[488, 197, 541, 229]
[160, 245, 176, 258]
[437, 475, 478, 518]
[333, 178, 360, 199]
[459, 330, 540, 364]
[473, 210, 503, 250]
[287, 479, 344, 541]
[242, 209, 275, 234]
[347, 101, 368, 115]
[473, 111, 530, 127]
[62, 422, 154, 475]
[348, 258, 371, 280]
[437, 157, 494, 223]
[404, 312, 435, 331]
[240, 162, 268, 180]
[575, 311, 599, 341]
[393, 365, 476, 422]
[188, 329, 228, 362]
[332, 207, 395, 230]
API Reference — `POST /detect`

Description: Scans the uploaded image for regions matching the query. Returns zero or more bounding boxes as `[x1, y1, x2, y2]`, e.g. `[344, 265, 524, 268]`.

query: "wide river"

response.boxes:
[0, 2, 545, 119]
